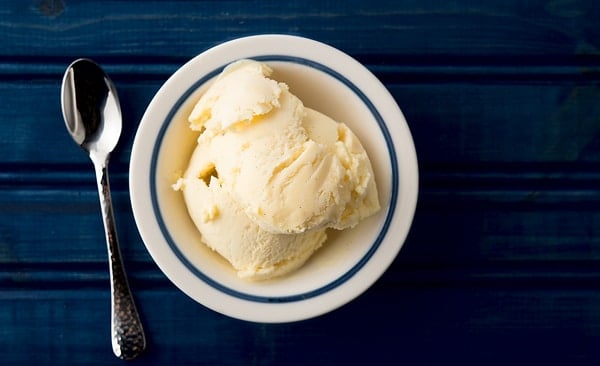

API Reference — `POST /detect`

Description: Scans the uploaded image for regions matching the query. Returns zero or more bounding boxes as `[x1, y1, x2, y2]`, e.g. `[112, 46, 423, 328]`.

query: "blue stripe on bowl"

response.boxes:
[150, 55, 398, 303]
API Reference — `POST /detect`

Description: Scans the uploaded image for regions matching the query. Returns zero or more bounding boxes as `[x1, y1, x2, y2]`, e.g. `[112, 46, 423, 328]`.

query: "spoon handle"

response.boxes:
[93, 157, 146, 360]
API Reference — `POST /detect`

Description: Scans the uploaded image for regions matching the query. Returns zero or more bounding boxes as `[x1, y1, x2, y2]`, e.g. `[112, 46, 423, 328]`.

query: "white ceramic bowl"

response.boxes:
[130, 34, 418, 323]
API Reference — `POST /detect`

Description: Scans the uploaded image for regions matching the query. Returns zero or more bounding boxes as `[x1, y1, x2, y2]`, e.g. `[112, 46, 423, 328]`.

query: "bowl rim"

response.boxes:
[130, 34, 418, 323]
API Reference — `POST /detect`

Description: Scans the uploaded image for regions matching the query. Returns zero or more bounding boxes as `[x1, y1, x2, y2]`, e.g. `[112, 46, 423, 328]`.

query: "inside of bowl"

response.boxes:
[154, 59, 393, 299]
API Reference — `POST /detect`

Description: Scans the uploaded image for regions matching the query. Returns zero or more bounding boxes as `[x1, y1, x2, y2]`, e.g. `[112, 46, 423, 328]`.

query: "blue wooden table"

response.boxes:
[2, 1, 600, 364]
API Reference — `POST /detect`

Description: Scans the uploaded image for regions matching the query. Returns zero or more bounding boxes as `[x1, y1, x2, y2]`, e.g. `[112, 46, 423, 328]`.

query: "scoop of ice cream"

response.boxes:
[189, 60, 283, 131]
[174, 144, 327, 280]
[175, 59, 379, 280]
[187, 59, 379, 234]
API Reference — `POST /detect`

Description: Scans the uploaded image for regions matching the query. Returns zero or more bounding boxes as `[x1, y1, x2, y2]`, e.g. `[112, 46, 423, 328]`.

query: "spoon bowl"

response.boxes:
[61, 58, 146, 359]
[61, 59, 122, 159]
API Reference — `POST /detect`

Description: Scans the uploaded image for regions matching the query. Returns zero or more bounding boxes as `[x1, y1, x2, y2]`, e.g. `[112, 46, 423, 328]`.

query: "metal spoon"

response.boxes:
[61, 58, 146, 360]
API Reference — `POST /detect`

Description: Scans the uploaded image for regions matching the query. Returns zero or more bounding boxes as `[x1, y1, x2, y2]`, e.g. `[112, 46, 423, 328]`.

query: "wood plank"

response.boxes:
[400, 83, 600, 164]
[0, 189, 149, 263]
[1, 1, 599, 59]
[0, 287, 599, 364]
[1, 79, 599, 165]
[2, 186, 600, 283]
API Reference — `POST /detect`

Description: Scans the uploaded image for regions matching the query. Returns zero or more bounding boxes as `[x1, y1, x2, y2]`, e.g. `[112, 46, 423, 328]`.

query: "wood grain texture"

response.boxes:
[2, 0, 599, 59]
[1, 0, 600, 364]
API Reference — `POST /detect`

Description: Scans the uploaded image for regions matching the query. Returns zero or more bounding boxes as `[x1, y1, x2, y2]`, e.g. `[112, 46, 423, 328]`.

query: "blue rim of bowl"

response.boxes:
[150, 55, 398, 304]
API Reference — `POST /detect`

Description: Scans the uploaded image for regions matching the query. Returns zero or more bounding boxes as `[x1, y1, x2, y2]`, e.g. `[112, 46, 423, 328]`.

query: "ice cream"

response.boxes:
[173, 59, 379, 280]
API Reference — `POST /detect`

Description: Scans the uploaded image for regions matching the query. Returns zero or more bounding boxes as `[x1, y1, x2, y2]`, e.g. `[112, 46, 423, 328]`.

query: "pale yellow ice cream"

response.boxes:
[174, 59, 379, 280]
